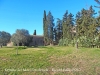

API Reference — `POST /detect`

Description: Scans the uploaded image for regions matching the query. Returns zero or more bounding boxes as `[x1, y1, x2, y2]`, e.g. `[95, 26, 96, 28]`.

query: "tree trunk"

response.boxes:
[76, 42, 78, 49]
[50, 41, 53, 46]
[16, 44, 18, 55]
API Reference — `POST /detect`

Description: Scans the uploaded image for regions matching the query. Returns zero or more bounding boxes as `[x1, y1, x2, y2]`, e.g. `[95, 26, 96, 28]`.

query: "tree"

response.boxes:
[11, 29, 31, 46]
[62, 10, 69, 39]
[11, 33, 18, 46]
[43, 10, 49, 45]
[0, 31, 11, 48]
[62, 10, 74, 41]
[33, 30, 36, 35]
[54, 18, 63, 43]
[11, 29, 31, 55]
[67, 13, 74, 40]
[75, 11, 82, 48]
[75, 11, 82, 37]
[46, 11, 55, 45]
[76, 6, 96, 37]
[75, 6, 97, 48]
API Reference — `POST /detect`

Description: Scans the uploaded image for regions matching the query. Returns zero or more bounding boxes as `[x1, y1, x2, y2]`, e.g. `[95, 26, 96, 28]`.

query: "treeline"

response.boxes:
[43, 1, 100, 48]
[0, 29, 32, 47]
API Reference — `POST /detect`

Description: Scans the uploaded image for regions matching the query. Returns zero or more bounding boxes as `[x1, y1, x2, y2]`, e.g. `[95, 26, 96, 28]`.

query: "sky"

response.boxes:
[0, 0, 99, 35]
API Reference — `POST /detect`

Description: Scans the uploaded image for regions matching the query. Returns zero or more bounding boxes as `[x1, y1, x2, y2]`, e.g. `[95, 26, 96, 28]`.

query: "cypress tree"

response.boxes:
[55, 18, 63, 43]
[33, 30, 36, 35]
[43, 10, 49, 45]
[46, 11, 55, 45]
[62, 10, 69, 39]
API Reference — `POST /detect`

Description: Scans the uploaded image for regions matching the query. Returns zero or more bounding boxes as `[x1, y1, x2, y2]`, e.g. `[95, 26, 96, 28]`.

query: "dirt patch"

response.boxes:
[0, 57, 9, 61]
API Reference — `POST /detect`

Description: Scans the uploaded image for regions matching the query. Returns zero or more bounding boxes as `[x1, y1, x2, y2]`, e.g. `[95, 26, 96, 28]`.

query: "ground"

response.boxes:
[0, 46, 100, 75]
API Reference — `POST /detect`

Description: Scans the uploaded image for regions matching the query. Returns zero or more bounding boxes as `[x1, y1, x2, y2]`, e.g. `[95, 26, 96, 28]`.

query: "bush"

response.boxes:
[58, 36, 100, 48]
[58, 38, 69, 46]
[77, 36, 99, 47]
[70, 38, 76, 47]
[77, 36, 91, 47]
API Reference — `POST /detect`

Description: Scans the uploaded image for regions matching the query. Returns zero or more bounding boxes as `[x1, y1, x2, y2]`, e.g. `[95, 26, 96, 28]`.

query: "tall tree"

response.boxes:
[76, 8, 91, 37]
[76, 6, 97, 47]
[46, 11, 55, 45]
[88, 6, 97, 38]
[62, 10, 69, 39]
[62, 10, 74, 40]
[43, 10, 49, 45]
[67, 13, 74, 39]
[54, 18, 63, 43]
[75, 11, 82, 37]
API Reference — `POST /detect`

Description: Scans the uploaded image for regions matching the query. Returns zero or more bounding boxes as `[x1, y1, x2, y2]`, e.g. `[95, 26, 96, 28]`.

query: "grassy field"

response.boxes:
[0, 46, 100, 75]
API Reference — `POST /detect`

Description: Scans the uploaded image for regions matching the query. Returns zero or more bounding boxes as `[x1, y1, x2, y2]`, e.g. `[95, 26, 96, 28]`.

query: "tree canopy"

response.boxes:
[11, 29, 31, 46]
[0, 31, 11, 47]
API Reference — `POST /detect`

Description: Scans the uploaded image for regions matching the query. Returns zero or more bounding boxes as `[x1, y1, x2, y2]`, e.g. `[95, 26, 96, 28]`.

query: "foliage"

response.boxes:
[43, 10, 49, 45]
[11, 29, 31, 46]
[70, 38, 76, 47]
[54, 18, 63, 43]
[58, 38, 69, 46]
[46, 11, 55, 44]
[62, 11, 74, 40]
[43, 10, 55, 45]
[43, 5, 100, 48]
[0, 31, 11, 46]
[76, 36, 100, 48]
[77, 36, 91, 47]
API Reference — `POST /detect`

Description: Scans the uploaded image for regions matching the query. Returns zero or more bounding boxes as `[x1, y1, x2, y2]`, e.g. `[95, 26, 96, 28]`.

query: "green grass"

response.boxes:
[0, 46, 100, 75]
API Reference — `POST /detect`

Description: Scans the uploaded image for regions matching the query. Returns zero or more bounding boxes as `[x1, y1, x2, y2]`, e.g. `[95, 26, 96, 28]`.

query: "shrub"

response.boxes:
[58, 38, 69, 46]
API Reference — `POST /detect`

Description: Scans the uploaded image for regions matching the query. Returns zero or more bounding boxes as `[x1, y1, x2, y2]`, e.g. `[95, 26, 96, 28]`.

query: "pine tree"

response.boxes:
[75, 11, 82, 37]
[62, 11, 74, 40]
[62, 10, 69, 39]
[67, 13, 74, 40]
[76, 8, 90, 37]
[88, 6, 97, 38]
[76, 6, 97, 47]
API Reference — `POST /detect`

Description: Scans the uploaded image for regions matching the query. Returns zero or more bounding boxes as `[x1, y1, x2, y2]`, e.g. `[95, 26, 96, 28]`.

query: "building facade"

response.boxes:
[29, 35, 44, 46]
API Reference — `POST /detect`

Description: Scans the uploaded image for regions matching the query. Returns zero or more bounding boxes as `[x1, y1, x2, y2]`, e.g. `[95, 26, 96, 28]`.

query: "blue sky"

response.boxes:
[0, 0, 99, 35]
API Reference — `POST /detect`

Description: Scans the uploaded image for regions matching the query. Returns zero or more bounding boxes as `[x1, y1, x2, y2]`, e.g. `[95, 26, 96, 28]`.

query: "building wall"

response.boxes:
[7, 42, 13, 47]
[29, 35, 44, 46]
